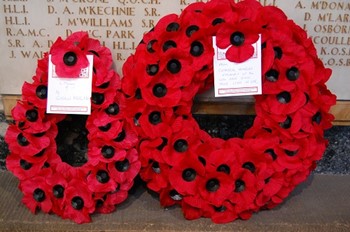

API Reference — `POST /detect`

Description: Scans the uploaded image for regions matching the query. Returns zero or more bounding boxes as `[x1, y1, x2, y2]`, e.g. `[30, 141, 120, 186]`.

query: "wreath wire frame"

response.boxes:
[5, 31, 141, 224]
[120, 0, 337, 223]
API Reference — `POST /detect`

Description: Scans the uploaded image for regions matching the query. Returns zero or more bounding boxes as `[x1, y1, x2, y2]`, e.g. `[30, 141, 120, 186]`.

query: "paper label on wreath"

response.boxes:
[213, 36, 262, 97]
[47, 55, 93, 115]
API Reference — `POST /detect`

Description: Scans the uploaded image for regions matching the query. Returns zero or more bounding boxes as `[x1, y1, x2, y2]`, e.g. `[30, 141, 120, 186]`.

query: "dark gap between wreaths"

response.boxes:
[55, 115, 89, 167]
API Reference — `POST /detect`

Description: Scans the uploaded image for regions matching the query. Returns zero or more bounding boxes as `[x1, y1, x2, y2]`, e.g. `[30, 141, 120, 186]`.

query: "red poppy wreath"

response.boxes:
[5, 32, 141, 223]
[120, 0, 336, 223]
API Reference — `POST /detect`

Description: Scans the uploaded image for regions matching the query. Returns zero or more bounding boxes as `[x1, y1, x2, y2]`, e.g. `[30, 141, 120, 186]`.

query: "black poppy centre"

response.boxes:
[206, 178, 220, 192]
[71, 196, 84, 210]
[63, 52, 78, 66]
[36, 85, 48, 99]
[230, 31, 245, 46]
[182, 168, 196, 182]
[33, 188, 46, 202]
[115, 159, 130, 172]
[20, 159, 32, 170]
[53, 185, 65, 198]
[25, 109, 39, 122]
[153, 83, 167, 98]
[167, 59, 182, 74]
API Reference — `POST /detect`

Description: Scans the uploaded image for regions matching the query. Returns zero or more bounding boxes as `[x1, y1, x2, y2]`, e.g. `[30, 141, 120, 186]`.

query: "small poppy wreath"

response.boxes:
[121, 0, 336, 223]
[5, 31, 141, 224]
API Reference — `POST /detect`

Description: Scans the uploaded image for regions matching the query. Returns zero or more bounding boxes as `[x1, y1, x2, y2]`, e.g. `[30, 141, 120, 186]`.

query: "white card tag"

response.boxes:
[47, 55, 93, 115]
[213, 36, 262, 97]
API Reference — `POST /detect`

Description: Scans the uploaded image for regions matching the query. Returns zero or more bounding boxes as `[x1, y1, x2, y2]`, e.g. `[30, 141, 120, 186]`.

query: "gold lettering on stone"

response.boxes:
[3, 4, 28, 14]
[6, 28, 47, 37]
[106, 30, 135, 39]
[317, 13, 350, 23]
[67, 18, 132, 27]
[311, 1, 350, 10]
[78, 6, 135, 16]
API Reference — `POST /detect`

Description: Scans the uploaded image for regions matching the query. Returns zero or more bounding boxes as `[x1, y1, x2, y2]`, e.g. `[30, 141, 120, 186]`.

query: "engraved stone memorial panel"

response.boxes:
[0, 0, 349, 99]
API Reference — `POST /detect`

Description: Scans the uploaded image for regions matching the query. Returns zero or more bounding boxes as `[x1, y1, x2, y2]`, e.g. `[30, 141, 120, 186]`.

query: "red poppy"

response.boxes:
[149, 25, 187, 57]
[141, 160, 170, 192]
[310, 83, 337, 113]
[121, 55, 140, 98]
[65, 31, 89, 47]
[6, 152, 45, 180]
[139, 137, 168, 166]
[87, 113, 123, 141]
[92, 61, 115, 89]
[205, 145, 239, 173]
[5, 125, 51, 156]
[169, 155, 205, 195]
[50, 36, 90, 77]
[46, 172, 69, 215]
[288, 20, 318, 58]
[228, 169, 259, 213]
[161, 118, 201, 166]
[139, 138, 169, 192]
[94, 177, 135, 214]
[179, 3, 210, 37]
[88, 140, 126, 166]
[19, 173, 53, 214]
[180, 1, 206, 16]
[256, 171, 284, 207]
[158, 49, 194, 88]
[185, 32, 214, 82]
[11, 101, 51, 134]
[276, 135, 324, 170]
[108, 148, 141, 184]
[233, 0, 263, 21]
[258, 88, 307, 116]
[93, 193, 116, 214]
[198, 171, 233, 207]
[203, 200, 238, 224]
[87, 164, 117, 193]
[255, 5, 288, 30]
[87, 37, 113, 69]
[122, 96, 147, 123]
[62, 179, 95, 224]
[53, 162, 86, 181]
[90, 92, 126, 122]
[141, 78, 182, 108]
[138, 106, 173, 139]
[91, 73, 120, 111]
[159, 186, 183, 208]
[107, 180, 134, 205]
[181, 196, 205, 220]
[202, 0, 237, 35]
[34, 53, 49, 83]
[216, 20, 261, 63]
[151, 14, 180, 37]
[21, 81, 48, 109]
[111, 122, 138, 150]
[133, 49, 161, 88]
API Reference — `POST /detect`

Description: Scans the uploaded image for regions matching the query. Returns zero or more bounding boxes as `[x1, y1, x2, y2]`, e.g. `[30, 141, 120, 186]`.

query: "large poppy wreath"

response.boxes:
[5, 32, 140, 223]
[120, 0, 336, 223]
